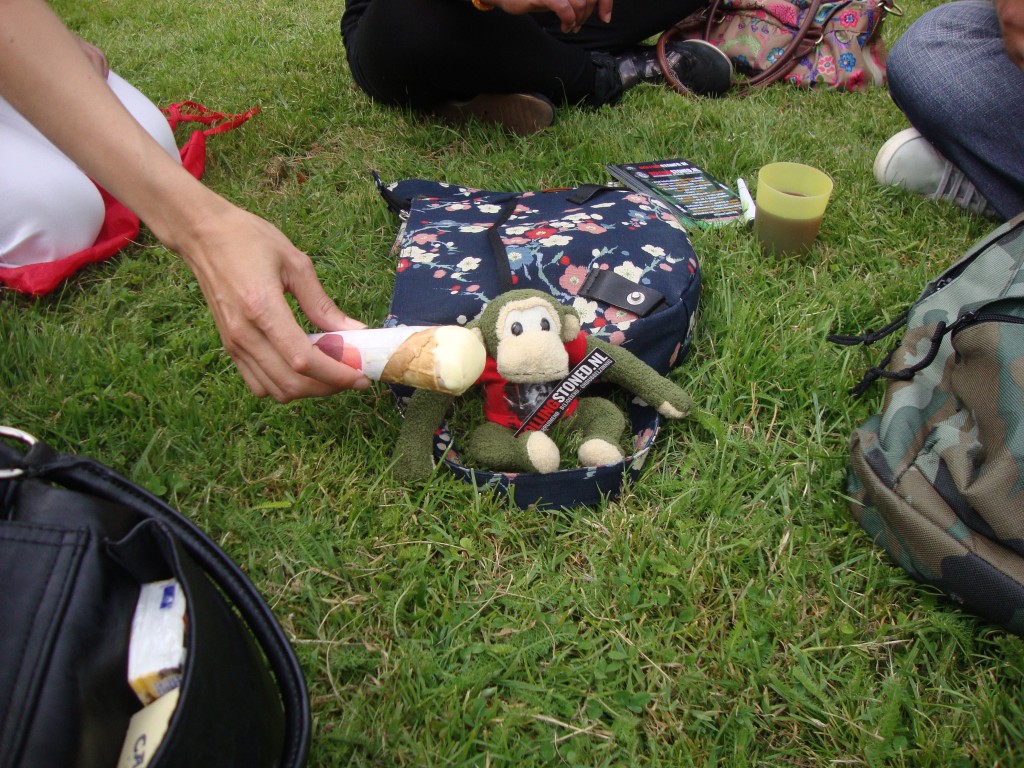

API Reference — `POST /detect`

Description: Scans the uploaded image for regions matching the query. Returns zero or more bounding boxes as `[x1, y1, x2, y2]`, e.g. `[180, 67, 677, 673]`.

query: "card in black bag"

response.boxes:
[0, 427, 311, 768]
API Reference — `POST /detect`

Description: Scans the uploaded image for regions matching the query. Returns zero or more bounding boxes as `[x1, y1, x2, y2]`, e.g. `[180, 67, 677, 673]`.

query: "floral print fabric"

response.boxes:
[386, 180, 700, 376]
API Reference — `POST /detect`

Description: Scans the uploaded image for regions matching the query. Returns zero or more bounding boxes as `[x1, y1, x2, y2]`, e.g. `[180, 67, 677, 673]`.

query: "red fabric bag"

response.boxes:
[0, 102, 258, 296]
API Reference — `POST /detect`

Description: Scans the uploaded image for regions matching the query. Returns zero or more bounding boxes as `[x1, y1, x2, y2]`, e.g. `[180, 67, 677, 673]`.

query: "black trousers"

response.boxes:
[344, 0, 704, 108]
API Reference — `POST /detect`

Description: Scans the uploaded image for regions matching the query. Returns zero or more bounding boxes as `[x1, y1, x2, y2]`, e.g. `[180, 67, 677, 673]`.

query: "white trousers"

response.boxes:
[0, 72, 180, 267]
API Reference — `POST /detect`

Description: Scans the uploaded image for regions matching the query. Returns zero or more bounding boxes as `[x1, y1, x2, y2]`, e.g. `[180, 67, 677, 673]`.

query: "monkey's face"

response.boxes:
[494, 296, 572, 383]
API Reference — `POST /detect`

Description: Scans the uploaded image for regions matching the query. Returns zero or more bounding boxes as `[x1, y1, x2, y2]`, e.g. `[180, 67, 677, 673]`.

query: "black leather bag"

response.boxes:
[0, 427, 311, 768]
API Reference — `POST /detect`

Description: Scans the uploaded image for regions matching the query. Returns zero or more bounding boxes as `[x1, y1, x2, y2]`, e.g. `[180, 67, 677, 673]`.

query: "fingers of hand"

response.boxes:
[550, 0, 593, 32]
[227, 292, 371, 402]
[192, 236, 370, 400]
[75, 37, 109, 79]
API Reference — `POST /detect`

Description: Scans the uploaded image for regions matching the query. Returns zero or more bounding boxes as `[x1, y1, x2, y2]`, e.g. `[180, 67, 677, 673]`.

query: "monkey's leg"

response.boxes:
[468, 422, 561, 473]
[574, 397, 627, 467]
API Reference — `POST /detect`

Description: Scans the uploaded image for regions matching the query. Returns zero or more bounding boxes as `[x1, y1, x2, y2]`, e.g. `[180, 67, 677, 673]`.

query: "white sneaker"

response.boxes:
[874, 127, 997, 217]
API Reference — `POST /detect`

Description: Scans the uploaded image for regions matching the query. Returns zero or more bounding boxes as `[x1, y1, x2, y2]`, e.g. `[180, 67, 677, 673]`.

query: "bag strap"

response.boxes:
[827, 307, 910, 347]
[161, 101, 261, 136]
[0, 428, 310, 768]
[487, 197, 521, 293]
[483, 185, 616, 294]
[657, 0, 828, 95]
[162, 101, 261, 186]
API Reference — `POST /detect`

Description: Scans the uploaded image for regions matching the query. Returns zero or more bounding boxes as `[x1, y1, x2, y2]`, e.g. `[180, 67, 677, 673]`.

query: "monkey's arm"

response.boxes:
[586, 337, 693, 419]
[394, 390, 455, 481]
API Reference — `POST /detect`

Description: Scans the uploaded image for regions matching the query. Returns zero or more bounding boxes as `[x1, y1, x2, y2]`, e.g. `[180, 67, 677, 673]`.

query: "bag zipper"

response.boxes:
[949, 309, 1024, 342]
[372, 170, 410, 219]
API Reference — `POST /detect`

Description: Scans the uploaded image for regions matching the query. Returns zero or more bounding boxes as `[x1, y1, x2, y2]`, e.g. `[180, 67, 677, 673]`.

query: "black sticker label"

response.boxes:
[513, 348, 615, 436]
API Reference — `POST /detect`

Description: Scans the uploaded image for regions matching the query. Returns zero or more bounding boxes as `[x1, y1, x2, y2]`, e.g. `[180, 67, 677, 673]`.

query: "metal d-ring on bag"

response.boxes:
[0, 426, 311, 768]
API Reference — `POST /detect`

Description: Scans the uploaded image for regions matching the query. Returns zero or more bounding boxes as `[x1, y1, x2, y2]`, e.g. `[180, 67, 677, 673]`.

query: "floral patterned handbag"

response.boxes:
[659, 0, 898, 94]
[374, 175, 701, 508]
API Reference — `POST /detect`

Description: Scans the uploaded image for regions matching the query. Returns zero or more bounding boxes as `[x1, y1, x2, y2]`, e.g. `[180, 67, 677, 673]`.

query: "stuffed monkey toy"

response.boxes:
[394, 289, 693, 480]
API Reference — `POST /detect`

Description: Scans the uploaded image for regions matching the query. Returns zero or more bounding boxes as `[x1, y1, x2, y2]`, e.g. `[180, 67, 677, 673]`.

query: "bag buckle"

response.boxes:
[0, 426, 38, 478]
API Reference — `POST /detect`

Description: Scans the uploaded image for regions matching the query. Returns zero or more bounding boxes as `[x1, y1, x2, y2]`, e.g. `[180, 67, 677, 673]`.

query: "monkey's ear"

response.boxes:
[471, 327, 484, 345]
[562, 312, 581, 342]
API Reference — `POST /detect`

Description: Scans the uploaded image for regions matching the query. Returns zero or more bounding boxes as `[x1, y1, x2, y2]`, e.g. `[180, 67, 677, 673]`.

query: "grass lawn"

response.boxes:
[3, 1, 1022, 765]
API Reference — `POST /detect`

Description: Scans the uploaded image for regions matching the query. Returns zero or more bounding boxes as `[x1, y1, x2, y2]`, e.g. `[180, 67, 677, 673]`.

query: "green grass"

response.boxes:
[4, 1, 1022, 765]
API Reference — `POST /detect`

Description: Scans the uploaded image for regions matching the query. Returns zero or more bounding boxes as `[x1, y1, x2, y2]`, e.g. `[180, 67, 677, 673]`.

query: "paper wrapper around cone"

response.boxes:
[309, 325, 486, 395]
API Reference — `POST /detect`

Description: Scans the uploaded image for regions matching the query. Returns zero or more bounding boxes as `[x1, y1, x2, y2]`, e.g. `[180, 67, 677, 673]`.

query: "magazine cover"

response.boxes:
[607, 158, 743, 227]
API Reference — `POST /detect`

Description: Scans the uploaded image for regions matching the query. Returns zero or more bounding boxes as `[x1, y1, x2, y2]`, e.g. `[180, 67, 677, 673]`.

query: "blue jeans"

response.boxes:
[887, 0, 1024, 219]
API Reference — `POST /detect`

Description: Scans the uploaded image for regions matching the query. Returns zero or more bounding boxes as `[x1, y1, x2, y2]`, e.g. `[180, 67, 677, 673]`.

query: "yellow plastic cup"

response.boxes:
[754, 162, 834, 256]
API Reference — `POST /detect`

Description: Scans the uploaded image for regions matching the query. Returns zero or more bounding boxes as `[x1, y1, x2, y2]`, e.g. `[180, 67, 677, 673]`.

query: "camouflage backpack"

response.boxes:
[831, 212, 1024, 635]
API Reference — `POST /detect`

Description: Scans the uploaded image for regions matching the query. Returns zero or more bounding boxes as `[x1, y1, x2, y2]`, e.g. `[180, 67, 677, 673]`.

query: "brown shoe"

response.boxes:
[434, 93, 556, 136]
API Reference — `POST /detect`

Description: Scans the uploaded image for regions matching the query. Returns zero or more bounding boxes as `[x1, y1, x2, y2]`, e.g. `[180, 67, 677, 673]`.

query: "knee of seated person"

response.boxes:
[887, 2, 983, 95]
[355, 0, 466, 68]
[106, 71, 181, 161]
[885, 36, 944, 116]
[884, 37, 910, 100]
[0, 176, 106, 266]
[140, 111, 181, 161]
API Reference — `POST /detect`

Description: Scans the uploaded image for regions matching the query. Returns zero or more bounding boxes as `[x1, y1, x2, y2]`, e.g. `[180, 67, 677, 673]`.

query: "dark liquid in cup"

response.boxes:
[754, 208, 822, 256]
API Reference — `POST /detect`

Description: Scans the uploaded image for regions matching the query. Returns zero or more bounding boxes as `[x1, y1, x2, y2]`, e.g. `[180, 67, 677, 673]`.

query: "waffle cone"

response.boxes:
[380, 326, 485, 395]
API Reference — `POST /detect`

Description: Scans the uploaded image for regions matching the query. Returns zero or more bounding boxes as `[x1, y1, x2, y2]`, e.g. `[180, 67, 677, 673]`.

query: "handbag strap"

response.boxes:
[657, 0, 828, 95]
[483, 185, 614, 294]
[487, 197, 521, 293]
[0, 428, 311, 768]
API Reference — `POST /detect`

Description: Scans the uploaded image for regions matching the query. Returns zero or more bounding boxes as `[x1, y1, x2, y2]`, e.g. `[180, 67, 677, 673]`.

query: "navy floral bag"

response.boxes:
[376, 175, 701, 508]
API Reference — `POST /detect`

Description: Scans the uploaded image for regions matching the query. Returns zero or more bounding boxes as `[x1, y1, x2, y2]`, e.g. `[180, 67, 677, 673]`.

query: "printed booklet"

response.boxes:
[606, 158, 744, 227]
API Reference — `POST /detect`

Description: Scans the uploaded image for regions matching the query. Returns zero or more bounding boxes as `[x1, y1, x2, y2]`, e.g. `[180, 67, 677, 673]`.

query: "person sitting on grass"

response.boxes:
[0, 0, 371, 402]
[340, 0, 732, 136]
[873, 0, 1024, 221]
